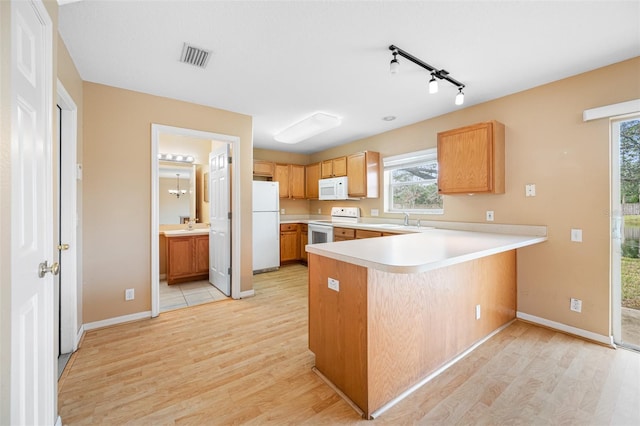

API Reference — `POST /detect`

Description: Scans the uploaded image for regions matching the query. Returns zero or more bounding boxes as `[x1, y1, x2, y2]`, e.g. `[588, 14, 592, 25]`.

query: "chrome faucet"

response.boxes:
[403, 212, 409, 226]
[187, 218, 195, 230]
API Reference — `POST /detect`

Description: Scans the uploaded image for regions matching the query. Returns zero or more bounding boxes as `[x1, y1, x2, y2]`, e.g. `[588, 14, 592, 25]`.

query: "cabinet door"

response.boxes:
[321, 160, 334, 178]
[280, 230, 299, 262]
[437, 121, 505, 194]
[290, 164, 306, 199]
[300, 224, 308, 262]
[347, 151, 379, 198]
[253, 160, 274, 177]
[332, 156, 347, 176]
[167, 237, 194, 282]
[355, 229, 383, 239]
[305, 163, 320, 199]
[274, 163, 290, 198]
[195, 235, 210, 274]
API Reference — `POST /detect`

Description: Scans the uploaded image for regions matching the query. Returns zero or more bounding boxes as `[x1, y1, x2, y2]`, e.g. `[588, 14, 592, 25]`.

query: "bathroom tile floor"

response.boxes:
[160, 279, 229, 312]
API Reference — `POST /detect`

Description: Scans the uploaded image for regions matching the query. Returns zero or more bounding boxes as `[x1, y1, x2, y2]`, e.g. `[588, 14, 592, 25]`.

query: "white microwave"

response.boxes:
[319, 176, 349, 200]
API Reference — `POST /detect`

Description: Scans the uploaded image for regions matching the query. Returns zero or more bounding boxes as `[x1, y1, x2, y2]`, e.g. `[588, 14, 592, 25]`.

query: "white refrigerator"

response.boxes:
[252, 181, 280, 273]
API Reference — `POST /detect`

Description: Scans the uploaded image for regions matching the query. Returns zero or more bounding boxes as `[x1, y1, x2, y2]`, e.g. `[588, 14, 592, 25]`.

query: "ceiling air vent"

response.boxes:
[179, 43, 212, 69]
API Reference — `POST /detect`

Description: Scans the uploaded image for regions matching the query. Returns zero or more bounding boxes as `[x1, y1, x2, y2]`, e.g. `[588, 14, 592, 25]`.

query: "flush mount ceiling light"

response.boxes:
[274, 112, 342, 144]
[388, 44, 466, 106]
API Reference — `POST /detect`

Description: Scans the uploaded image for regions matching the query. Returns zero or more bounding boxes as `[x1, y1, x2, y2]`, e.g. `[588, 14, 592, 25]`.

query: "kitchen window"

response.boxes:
[383, 148, 443, 214]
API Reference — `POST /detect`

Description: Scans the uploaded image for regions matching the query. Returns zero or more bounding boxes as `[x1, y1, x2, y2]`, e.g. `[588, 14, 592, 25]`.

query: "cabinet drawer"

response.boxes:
[300, 224, 308, 232]
[280, 223, 299, 232]
[356, 229, 383, 239]
[333, 227, 355, 239]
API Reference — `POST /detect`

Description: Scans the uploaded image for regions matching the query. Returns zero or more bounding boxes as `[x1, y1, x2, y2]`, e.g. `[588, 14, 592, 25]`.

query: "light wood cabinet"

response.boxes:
[437, 121, 505, 194]
[253, 160, 274, 178]
[355, 229, 382, 239]
[305, 162, 321, 199]
[166, 234, 209, 285]
[274, 164, 305, 199]
[321, 156, 347, 178]
[300, 224, 308, 262]
[280, 223, 300, 263]
[333, 227, 355, 242]
[347, 151, 380, 198]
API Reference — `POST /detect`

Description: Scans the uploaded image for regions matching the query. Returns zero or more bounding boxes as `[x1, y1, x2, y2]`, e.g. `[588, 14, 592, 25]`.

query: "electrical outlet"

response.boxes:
[571, 228, 583, 242]
[486, 211, 494, 221]
[570, 298, 582, 313]
[317, 208, 322, 214]
[371, 209, 379, 216]
[328, 278, 339, 292]
[475, 304, 481, 320]
[125, 288, 135, 301]
[280, 208, 285, 215]
[525, 184, 536, 197]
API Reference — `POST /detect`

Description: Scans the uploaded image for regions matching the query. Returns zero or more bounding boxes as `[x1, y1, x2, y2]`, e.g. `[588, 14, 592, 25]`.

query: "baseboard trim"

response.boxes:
[516, 312, 614, 347]
[83, 311, 152, 331]
[239, 289, 255, 299]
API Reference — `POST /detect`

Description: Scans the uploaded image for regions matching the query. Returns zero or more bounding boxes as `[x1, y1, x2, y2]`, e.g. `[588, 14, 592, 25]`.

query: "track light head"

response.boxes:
[390, 50, 399, 74]
[455, 88, 465, 105]
[428, 73, 438, 94]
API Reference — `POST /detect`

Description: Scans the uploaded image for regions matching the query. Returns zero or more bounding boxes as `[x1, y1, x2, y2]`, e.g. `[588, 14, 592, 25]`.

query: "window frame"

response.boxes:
[383, 148, 444, 215]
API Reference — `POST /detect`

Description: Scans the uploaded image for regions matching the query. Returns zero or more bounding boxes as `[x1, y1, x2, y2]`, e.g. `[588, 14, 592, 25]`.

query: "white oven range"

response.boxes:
[307, 207, 360, 245]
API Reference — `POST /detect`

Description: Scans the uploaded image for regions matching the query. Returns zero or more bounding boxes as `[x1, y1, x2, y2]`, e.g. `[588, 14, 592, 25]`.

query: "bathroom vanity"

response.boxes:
[164, 230, 210, 284]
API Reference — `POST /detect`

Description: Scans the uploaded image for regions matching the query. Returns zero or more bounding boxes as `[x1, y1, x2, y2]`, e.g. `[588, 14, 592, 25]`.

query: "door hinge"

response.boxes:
[228, 156, 232, 164]
[228, 267, 232, 275]
[228, 212, 232, 220]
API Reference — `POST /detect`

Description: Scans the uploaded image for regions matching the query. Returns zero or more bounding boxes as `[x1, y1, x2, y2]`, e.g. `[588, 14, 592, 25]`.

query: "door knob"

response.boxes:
[58, 243, 70, 251]
[38, 260, 60, 278]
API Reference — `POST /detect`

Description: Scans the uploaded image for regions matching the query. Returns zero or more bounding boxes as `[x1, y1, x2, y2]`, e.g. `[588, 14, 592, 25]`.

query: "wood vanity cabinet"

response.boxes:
[305, 162, 320, 199]
[347, 151, 380, 198]
[280, 223, 300, 263]
[437, 121, 505, 194]
[274, 164, 305, 199]
[166, 234, 209, 285]
[300, 224, 308, 263]
[253, 160, 274, 178]
[333, 227, 355, 242]
[321, 156, 347, 178]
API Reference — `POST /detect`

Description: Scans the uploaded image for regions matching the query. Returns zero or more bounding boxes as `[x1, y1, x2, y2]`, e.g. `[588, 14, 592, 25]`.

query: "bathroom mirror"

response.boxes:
[159, 163, 196, 224]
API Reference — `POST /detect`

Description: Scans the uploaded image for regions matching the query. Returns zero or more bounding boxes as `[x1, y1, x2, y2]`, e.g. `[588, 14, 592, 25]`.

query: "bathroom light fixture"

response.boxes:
[388, 44, 465, 105]
[168, 173, 187, 198]
[274, 112, 342, 144]
[158, 153, 195, 163]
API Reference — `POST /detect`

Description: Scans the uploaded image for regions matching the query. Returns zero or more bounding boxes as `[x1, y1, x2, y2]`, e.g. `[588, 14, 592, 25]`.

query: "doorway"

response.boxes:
[56, 81, 79, 376]
[151, 124, 242, 317]
[612, 115, 640, 350]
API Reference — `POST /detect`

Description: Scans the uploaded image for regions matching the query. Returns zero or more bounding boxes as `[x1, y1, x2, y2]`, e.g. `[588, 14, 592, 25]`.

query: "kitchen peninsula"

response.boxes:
[306, 228, 546, 419]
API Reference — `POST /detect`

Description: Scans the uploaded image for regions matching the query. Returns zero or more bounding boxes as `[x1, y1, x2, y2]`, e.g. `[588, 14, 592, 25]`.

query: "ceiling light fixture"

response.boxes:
[274, 112, 342, 144]
[388, 44, 465, 105]
[168, 173, 188, 198]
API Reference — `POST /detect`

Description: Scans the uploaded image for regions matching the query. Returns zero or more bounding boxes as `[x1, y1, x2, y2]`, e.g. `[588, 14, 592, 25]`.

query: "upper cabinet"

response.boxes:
[274, 163, 305, 199]
[305, 162, 320, 199]
[253, 160, 274, 178]
[437, 121, 505, 195]
[321, 156, 347, 178]
[347, 151, 380, 198]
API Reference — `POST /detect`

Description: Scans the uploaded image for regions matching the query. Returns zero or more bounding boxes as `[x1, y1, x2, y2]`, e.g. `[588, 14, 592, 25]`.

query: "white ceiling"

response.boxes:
[58, 1, 640, 154]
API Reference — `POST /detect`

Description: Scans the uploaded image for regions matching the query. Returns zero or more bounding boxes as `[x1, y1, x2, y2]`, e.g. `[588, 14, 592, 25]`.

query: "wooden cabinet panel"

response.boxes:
[166, 234, 209, 284]
[333, 227, 355, 241]
[253, 160, 274, 177]
[274, 164, 290, 198]
[347, 151, 380, 198]
[355, 229, 382, 239]
[290, 164, 305, 199]
[305, 163, 320, 199]
[437, 121, 505, 194]
[321, 156, 347, 178]
[280, 223, 300, 263]
[300, 224, 308, 262]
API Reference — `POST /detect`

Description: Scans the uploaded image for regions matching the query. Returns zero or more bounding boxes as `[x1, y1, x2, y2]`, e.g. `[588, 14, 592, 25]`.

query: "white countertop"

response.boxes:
[163, 229, 209, 237]
[305, 229, 547, 274]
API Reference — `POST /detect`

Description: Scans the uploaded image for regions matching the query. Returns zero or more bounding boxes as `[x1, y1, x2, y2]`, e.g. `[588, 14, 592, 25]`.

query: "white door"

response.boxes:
[10, 0, 56, 424]
[209, 145, 231, 296]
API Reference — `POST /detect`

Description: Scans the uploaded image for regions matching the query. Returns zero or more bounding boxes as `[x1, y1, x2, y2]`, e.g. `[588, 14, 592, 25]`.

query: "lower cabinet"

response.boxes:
[333, 227, 355, 241]
[300, 224, 308, 263]
[280, 223, 300, 263]
[166, 234, 209, 285]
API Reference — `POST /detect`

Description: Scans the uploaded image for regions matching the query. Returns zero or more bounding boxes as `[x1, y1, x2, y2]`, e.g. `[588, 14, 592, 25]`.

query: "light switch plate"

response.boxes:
[525, 184, 536, 197]
[571, 228, 583, 242]
[486, 211, 494, 221]
[371, 209, 379, 217]
[328, 278, 339, 292]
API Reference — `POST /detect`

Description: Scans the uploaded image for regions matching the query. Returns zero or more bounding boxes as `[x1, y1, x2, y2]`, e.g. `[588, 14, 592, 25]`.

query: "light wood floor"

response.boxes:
[58, 264, 640, 425]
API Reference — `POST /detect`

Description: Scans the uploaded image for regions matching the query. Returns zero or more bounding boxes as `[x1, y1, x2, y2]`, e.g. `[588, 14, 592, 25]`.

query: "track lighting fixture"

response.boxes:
[455, 88, 465, 106]
[428, 73, 438, 94]
[390, 49, 399, 74]
[388, 44, 465, 105]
